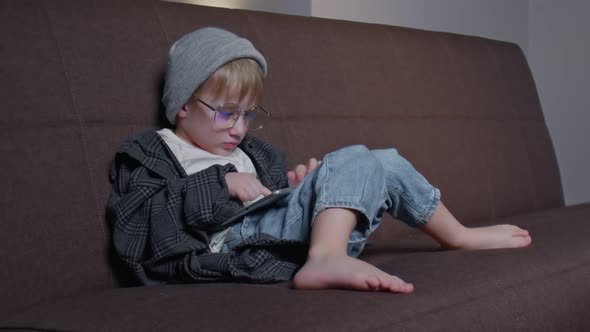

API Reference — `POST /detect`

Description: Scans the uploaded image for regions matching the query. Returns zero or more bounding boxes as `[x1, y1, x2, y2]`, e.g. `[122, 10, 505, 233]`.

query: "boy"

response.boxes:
[108, 27, 531, 293]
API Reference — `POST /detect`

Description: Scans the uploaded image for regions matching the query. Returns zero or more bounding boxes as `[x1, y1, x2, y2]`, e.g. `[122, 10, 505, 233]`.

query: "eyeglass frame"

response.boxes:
[193, 97, 270, 131]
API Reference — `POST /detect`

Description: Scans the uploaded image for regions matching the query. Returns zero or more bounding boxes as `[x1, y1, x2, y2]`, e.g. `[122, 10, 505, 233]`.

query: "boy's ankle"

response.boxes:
[306, 246, 347, 261]
[437, 226, 470, 250]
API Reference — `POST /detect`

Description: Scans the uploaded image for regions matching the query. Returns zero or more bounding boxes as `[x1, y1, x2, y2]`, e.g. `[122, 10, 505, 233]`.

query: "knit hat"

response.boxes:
[162, 27, 268, 124]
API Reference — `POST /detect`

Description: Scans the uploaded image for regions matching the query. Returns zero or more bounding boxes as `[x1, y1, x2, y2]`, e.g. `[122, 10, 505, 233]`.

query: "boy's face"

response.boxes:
[175, 85, 257, 157]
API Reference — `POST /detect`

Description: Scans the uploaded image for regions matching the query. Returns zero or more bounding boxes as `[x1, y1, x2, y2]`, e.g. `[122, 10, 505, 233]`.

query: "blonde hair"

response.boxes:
[197, 58, 264, 103]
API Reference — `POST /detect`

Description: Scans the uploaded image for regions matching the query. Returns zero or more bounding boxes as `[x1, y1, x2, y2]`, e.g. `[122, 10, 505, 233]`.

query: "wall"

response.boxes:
[528, 0, 590, 205]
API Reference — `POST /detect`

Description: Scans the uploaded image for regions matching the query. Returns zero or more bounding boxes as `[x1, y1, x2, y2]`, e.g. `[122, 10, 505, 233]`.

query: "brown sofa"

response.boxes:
[2, 1, 589, 331]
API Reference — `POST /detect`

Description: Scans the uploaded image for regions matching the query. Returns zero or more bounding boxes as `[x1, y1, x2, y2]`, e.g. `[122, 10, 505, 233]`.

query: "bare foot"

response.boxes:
[447, 224, 532, 250]
[292, 254, 414, 294]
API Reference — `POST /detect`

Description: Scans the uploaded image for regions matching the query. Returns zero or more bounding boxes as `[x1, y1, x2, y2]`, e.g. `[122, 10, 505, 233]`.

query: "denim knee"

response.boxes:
[371, 149, 440, 227]
[312, 145, 388, 225]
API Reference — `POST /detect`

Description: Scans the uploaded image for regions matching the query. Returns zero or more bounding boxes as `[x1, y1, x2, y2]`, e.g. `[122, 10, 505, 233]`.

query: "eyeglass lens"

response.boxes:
[213, 105, 268, 130]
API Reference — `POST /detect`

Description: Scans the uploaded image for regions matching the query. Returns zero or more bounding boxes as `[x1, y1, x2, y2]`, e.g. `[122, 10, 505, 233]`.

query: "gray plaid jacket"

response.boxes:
[107, 130, 306, 285]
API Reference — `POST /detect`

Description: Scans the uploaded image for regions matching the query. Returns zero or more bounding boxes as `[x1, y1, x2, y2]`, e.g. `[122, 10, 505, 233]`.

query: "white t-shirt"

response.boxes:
[157, 128, 259, 252]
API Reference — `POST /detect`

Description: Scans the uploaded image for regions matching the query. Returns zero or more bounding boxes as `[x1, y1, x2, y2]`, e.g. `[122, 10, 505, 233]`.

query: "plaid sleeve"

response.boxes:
[182, 164, 244, 232]
[241, 135, 289, 190]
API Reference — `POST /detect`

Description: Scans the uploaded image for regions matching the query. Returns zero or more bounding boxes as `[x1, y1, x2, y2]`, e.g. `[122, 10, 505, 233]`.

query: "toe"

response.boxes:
[519, 235, 532, 247]
[391, 282, 414, 294]
[385, 277, 414, 294]
[365, 275, 381, 291]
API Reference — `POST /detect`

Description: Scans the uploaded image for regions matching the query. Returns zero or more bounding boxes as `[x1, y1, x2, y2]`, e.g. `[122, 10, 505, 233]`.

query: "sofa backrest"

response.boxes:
[0, 0, 563, 315]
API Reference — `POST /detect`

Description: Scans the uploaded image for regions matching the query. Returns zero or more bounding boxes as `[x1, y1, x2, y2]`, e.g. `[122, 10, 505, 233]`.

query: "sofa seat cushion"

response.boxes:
[2, 204, 589, 332]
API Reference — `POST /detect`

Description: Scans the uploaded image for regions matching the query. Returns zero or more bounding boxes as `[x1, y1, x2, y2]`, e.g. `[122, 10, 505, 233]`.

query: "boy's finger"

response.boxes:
[295, 164, 306, 181]
[260, 185, 272, 196]
[307, 158, 318, 173]
[287, 171, 297, 187]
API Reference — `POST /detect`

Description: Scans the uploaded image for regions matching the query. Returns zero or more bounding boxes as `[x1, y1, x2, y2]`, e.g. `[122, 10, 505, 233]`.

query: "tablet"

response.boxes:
[224, 187, 294, 225]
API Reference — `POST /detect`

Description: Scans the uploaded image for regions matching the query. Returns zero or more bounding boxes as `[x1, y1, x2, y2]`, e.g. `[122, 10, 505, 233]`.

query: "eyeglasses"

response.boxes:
[195, 98, 270, 131]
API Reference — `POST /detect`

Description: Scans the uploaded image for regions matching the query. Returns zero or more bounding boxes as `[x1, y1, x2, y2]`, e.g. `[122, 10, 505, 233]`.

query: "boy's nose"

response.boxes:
[229, 115, 247, 136]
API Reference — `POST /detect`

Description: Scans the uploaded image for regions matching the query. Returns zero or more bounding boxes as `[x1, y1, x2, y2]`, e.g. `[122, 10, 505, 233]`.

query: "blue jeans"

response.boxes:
[222, 145, 440, 257]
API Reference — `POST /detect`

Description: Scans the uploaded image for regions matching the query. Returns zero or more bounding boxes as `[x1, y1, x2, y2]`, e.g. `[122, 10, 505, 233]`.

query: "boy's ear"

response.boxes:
[177, 106, 188, 120]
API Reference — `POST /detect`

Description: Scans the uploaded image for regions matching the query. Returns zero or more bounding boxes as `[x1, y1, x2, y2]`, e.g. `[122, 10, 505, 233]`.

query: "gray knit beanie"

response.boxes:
[162, 27, 268, 124]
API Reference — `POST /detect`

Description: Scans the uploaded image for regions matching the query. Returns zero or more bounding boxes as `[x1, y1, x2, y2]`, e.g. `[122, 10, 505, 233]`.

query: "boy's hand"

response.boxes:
[225, 172, 272, 202]
[288, 158, 321, 187]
